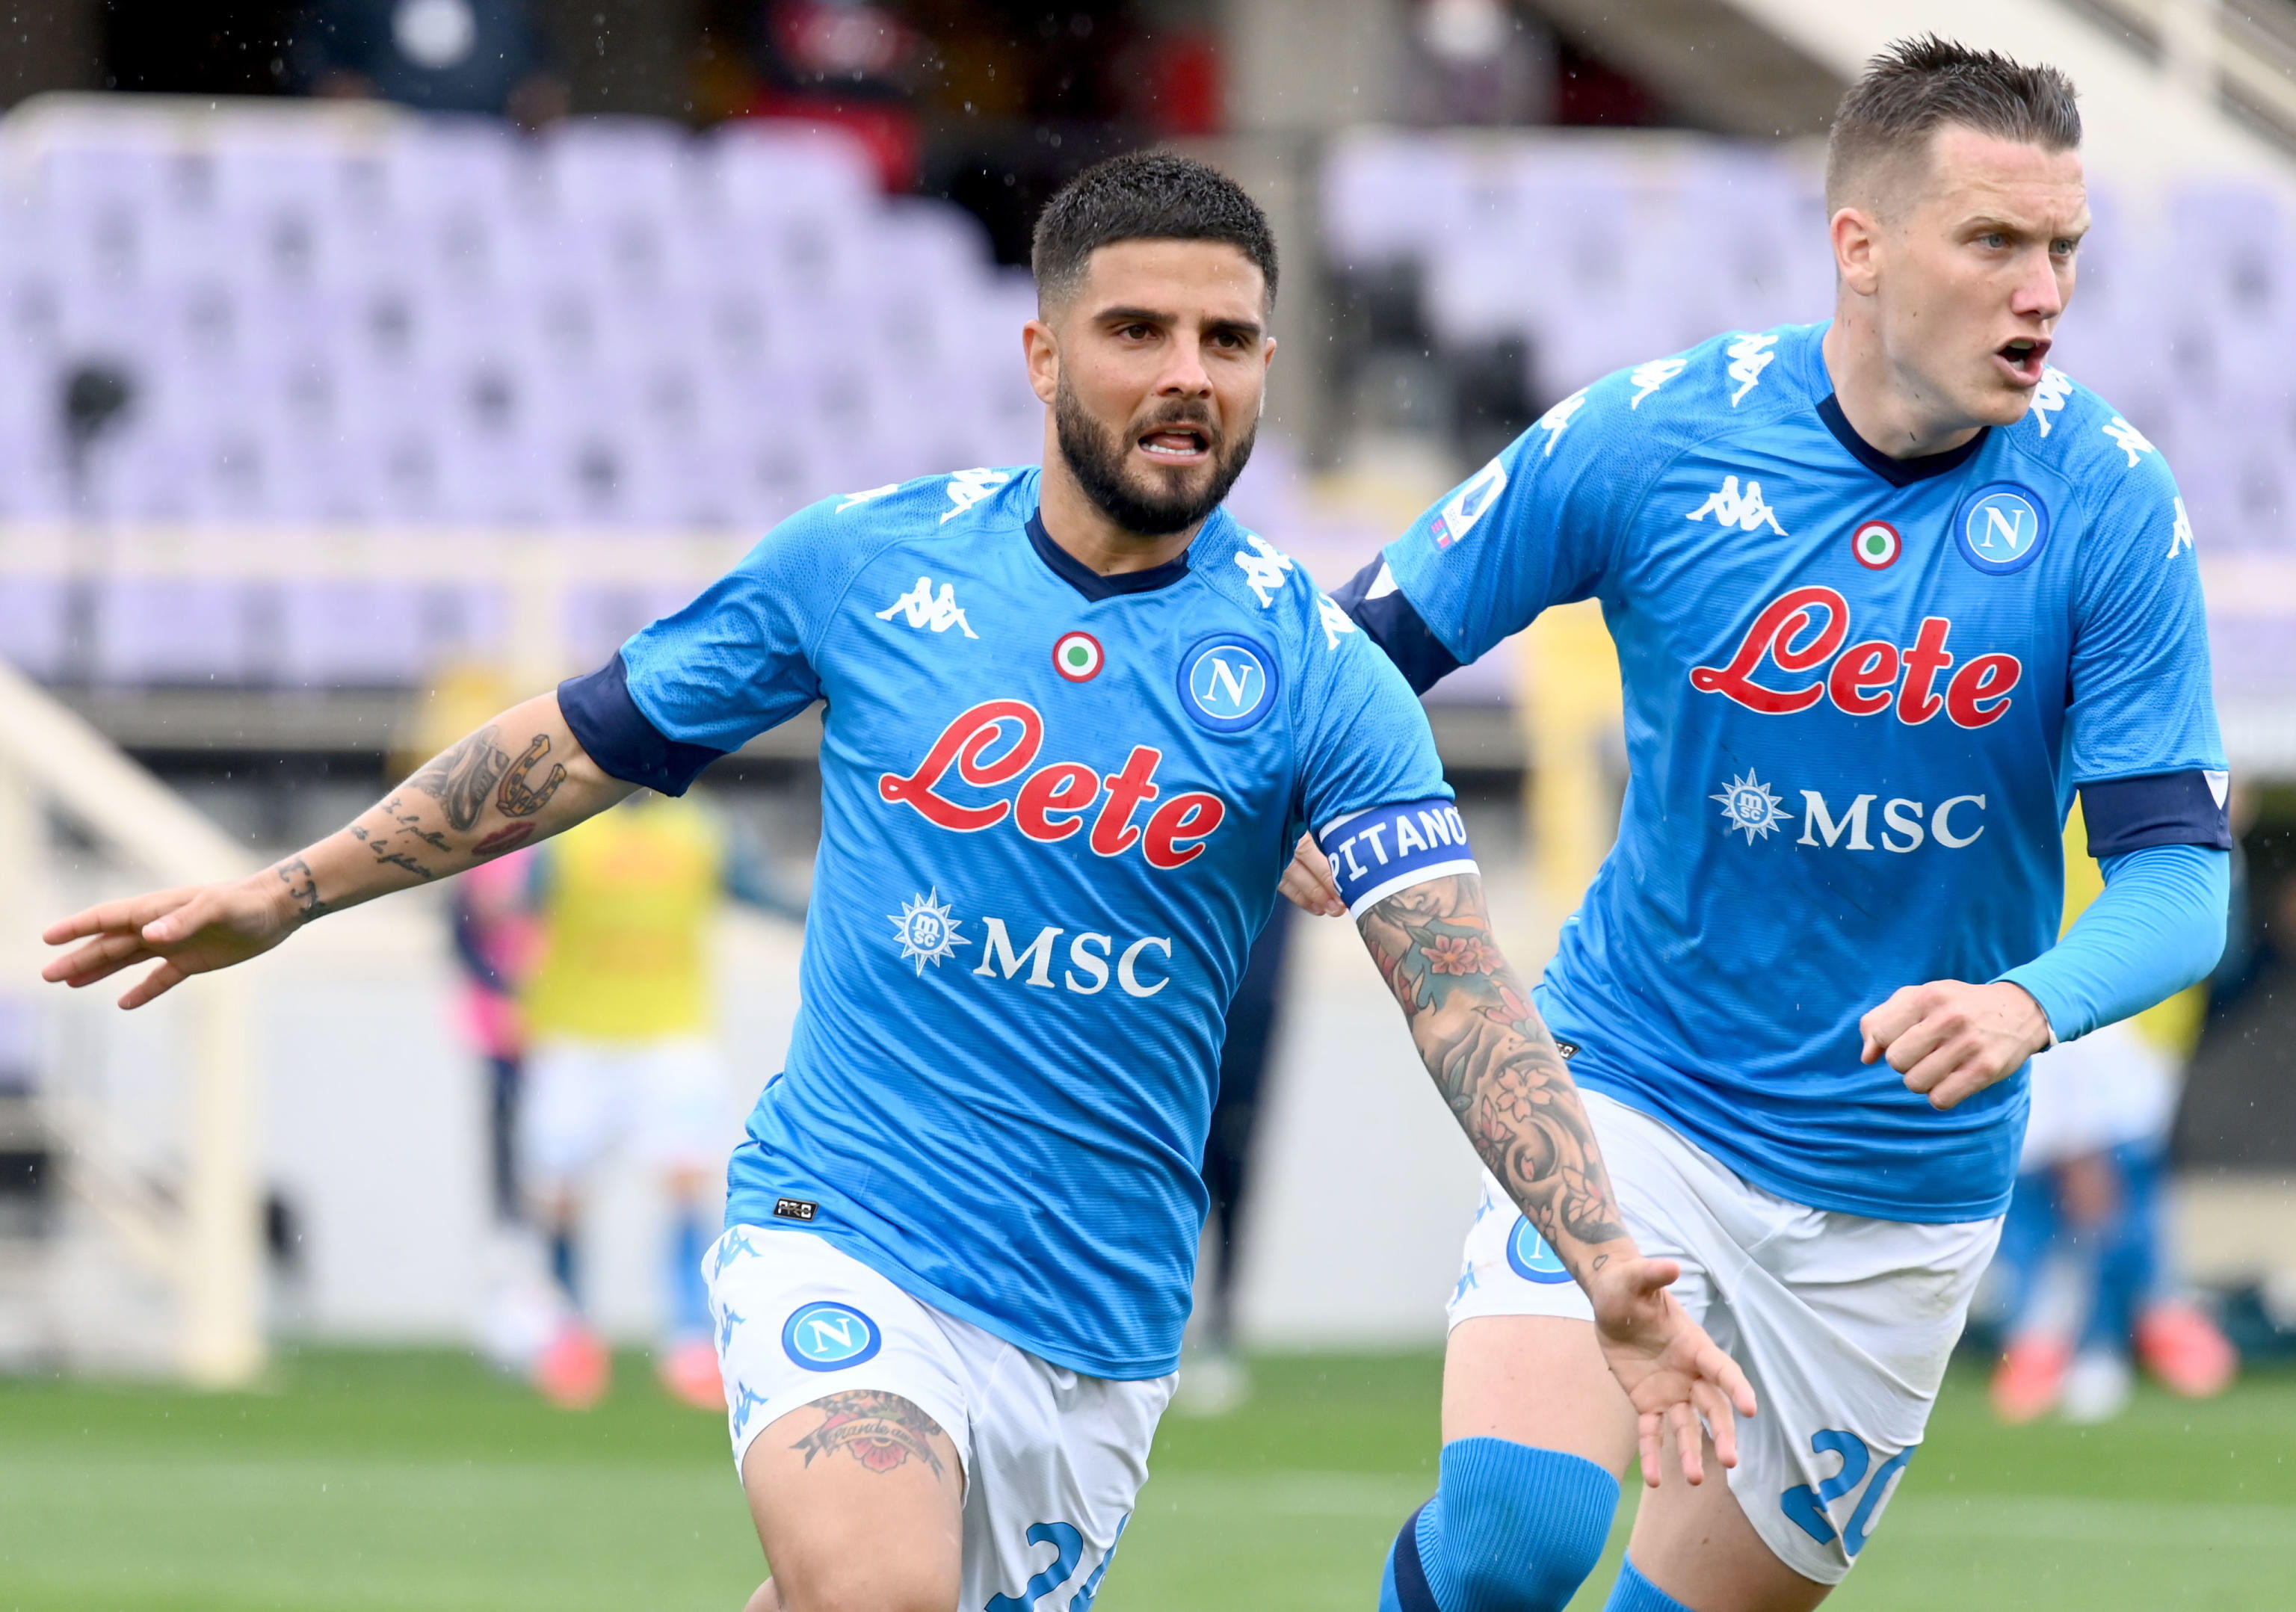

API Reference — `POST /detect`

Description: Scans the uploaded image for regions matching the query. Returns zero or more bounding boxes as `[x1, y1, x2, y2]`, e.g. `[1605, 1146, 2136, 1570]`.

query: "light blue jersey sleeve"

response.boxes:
[1294, 610, 1454, 835]
[1381, 373, 1682, 665]
[2063, 454, 2224, 786]
[617, 495, 883, 752]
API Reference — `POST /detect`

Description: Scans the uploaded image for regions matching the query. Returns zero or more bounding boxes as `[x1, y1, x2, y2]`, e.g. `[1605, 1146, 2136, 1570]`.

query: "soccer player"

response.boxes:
[42, 155, 1749, 1612]
[1292, 38, 2232, 1612]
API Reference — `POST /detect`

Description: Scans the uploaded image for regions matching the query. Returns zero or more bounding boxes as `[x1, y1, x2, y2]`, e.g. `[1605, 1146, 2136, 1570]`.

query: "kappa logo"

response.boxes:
[1629, 357, 1688, 409]
[1686, 474, 1789, 536]
[2029, 368, 2073, 436]
[782, 1301, 882, 1371]
[2168, 496, 2195, 560]
[1316, 593, 1355, 651]
[876, 576, 980, 637]
[1233, 531, 1297, 607]
[1534, 389, 1588, 457]
[940, 466, 1010, 523]
[1953, 484, 2049, 575]
[1431, 457, 1508, 549]
[1725, 333, 1778, 406]
[836, 482, 900, 513]
[2102, 416, 2155, 469]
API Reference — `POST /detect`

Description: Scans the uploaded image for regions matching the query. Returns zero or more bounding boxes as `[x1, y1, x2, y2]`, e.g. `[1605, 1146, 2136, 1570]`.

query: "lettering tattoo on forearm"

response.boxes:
[407, 727, 510, 833]
[496, 734, 568, 819]
[274, 855, 327, 920]
[1360, 874, 1629, 1276]
[789, 1389, 948, 1479]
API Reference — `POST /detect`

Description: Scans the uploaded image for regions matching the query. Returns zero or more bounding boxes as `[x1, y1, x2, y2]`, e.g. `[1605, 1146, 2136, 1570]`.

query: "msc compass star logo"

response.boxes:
[888, 888, 969, 973]
[1712, 771, 1792, 842]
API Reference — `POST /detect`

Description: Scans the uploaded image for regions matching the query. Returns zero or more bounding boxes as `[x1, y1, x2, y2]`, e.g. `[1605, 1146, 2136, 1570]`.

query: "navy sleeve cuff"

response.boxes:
[558, 652, 728, 797]
[1332, 558, 1462, 696]
[2081, 770, 2232, 856]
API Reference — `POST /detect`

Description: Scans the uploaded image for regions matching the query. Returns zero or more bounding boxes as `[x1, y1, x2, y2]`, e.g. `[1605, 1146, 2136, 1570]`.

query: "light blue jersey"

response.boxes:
[1354, 323, 2226, 1223]
[563, 467, 1446, 1377]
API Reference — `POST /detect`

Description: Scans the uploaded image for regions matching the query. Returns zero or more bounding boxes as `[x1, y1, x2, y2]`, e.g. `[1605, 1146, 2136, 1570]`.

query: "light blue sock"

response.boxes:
[665, 1210, 712, 1342]
[1602, 1555, 1694, 1612]
[1380, 1438, 1620, 1612]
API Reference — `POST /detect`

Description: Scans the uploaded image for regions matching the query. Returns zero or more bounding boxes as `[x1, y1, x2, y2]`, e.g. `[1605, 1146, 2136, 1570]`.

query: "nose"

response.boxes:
[1154, 337, 1215, 399]
[2011, 244, 2065, 323]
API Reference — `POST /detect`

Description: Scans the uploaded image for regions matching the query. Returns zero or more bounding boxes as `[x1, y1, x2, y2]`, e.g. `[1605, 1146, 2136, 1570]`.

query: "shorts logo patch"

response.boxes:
[773, 1197, 818, 1223]
[783, 1301, 883, 1371]
[1505, 1217, 1576, 1285]
[1552, 1039, 1578, 1060]
[1052, 631, 1103, 682]
[1953, 484, 2049, 575]
[1177, 634, 1278, 734]
[1851, 520, 1901, 570]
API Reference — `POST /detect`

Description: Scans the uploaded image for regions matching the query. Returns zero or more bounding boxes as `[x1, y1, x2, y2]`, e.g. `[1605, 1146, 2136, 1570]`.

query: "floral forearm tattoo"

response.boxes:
[1360, 873, 1629, 1278]
[789, 1390, 949, 1480]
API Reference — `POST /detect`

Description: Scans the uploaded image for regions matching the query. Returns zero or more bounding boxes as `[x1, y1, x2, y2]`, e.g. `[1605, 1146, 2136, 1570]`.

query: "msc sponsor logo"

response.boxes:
[889, 888, 969, 973]
[1795, 790, 1987, 852]
[1954, 483, 2049, 575]
[1710, 778, 1991, 852]
[783, 1301, 882, 1370]
[1690, 587, 2022, 729]
[1506, 1217, 1576, 1285]
[879, 701, 1227, 870]
[1179, 634, 1277, 733]
[972, 918, 1172, 998]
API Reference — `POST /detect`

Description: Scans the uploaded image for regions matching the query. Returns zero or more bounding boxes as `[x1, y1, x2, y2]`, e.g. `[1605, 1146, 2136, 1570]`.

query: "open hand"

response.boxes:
[42, 874, 301, 1009]
[1860, 979, 2052, 1111]
[1277, 833, 1345, 917]
[1587, 1256, 1758, 1486]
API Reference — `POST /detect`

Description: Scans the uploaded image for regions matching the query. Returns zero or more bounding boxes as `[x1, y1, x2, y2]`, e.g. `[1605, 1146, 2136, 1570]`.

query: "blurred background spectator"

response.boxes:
[289, 0, 571, 124]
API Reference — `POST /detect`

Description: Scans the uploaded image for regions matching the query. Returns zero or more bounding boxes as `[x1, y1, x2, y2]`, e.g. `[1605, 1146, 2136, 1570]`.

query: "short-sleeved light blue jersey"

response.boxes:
[575, 467, 1447, 1379]
[1366, 322, 2226, 1223]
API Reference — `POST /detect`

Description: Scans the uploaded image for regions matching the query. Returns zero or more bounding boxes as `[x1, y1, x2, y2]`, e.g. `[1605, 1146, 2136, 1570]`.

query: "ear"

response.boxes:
[1023, 317, 1060, 406]
[1831, 205, 1883, 297]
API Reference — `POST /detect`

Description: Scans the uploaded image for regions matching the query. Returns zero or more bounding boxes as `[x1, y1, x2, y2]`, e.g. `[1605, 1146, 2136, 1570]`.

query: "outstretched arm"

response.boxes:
[1357, 872, 1756, 1483]
[43, 692, 635, 1007]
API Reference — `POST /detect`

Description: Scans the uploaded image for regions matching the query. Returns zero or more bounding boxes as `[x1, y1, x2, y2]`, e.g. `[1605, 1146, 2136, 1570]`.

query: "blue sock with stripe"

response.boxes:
[1600, 1555, 1693, 1611]
[1380, 1437, 1620, 1612]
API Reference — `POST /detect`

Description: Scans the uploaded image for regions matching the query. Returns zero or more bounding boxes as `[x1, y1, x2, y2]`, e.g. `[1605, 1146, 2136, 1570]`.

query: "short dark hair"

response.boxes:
[1826, 36, 2081, 209]
[1030, 152, 1278, 314]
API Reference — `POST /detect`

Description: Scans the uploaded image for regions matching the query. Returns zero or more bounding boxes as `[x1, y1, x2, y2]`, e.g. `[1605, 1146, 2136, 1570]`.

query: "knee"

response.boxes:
[1440, 1439, 1617, 1612]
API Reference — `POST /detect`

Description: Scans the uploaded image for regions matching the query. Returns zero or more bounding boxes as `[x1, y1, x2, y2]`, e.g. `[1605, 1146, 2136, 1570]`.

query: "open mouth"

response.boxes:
[1996, 336, 2050, 386]
[1137, 424, 1212, 465]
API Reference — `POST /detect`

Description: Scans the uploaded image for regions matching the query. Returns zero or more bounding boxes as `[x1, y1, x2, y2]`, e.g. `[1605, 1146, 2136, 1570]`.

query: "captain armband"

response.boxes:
[1316, 797, 1479, 918]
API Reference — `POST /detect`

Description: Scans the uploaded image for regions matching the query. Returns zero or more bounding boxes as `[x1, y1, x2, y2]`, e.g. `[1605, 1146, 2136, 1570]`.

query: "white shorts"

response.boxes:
[519, 1037, 729, 1189]
[1447, 1091, 2000, 1585]
[708, 1226, 1173, 1609]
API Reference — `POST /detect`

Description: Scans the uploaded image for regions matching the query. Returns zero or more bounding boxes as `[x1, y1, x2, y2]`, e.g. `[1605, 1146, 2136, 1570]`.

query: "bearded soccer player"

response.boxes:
[1288, 39, 2232, 1612]
[43, 155, 1750, 1612]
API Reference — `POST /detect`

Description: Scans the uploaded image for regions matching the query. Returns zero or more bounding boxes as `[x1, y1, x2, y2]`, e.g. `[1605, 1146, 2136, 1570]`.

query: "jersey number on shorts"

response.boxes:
[985, 1515, 1127, 1612]
[1779, 1429, 1913, 1557]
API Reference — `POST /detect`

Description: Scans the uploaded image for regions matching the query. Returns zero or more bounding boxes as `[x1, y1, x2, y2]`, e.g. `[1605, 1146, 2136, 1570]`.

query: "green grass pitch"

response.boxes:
[2, 1349, 2293, 1610]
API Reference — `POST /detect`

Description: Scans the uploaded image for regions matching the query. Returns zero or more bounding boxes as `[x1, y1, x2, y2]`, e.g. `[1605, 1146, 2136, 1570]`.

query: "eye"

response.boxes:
[2051, 238, 2078, 257]
[1978, 231, 2008, 250]
[1118, 322, 1153, 341]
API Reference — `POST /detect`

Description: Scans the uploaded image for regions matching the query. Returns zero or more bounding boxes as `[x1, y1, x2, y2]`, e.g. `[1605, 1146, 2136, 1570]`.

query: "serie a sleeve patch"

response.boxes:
[1315, 797, 1479, 918]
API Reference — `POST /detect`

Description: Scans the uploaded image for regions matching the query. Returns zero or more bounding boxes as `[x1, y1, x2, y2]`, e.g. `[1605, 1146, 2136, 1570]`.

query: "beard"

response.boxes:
[1053, 377, 1257, 537]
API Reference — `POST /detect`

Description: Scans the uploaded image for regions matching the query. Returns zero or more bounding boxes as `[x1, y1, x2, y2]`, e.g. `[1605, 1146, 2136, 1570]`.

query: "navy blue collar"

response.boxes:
[1816, 394, 1988, 487]
[1025, 509, 1192, 602]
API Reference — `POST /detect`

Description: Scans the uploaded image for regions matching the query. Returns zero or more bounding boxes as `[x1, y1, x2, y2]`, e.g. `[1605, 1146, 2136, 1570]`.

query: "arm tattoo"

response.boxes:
[472, 822, 537, 859]
[1360, 874, 1629, 1275]
[496, 734, 569, 818]
[789, 1389, 948, 1480]
[407, 727, 510, 833]
[275, 855, 328, 921]
[367, 847, 436, 880]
